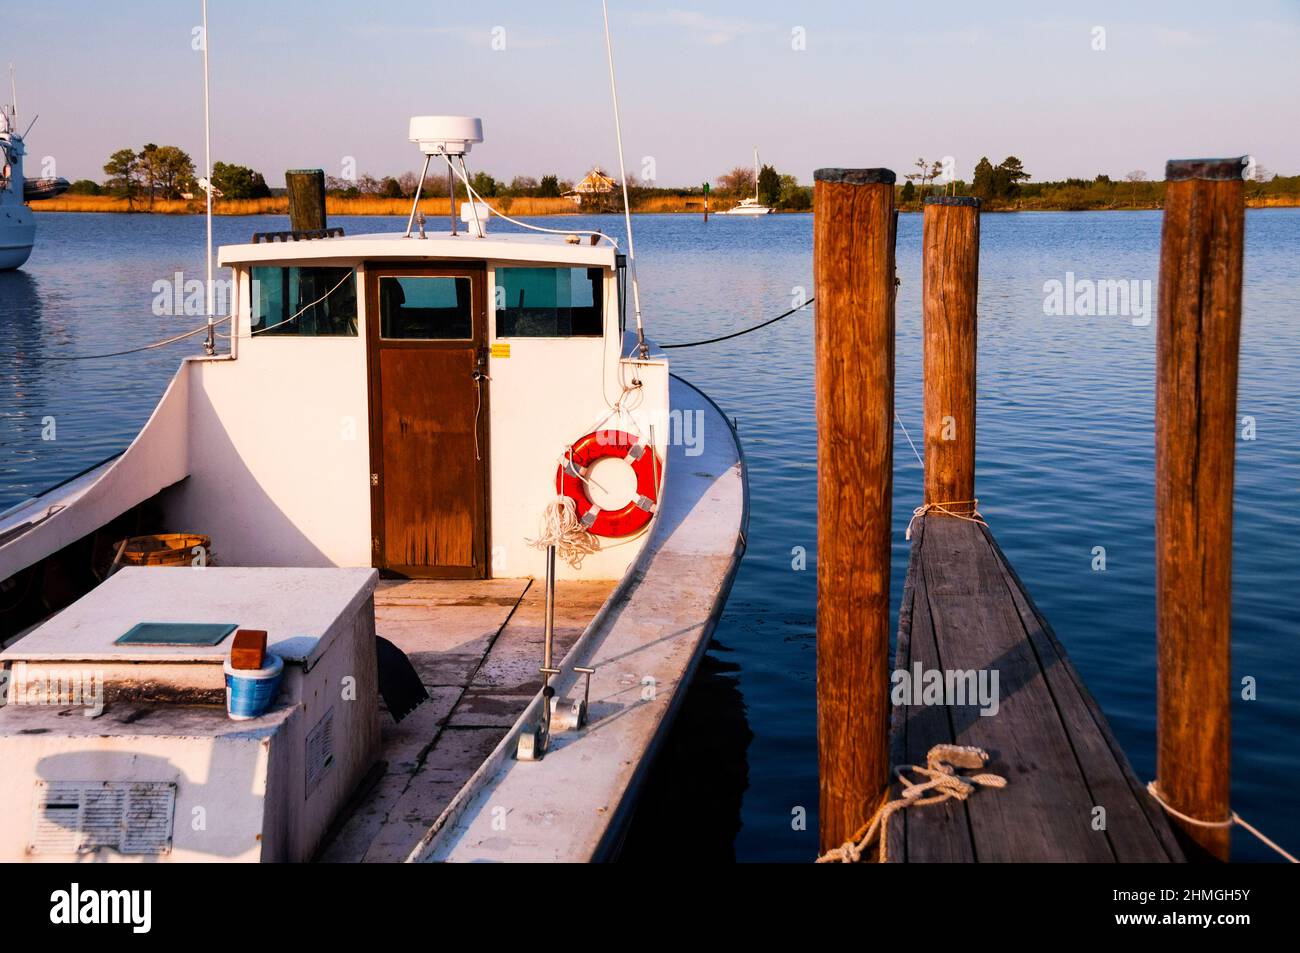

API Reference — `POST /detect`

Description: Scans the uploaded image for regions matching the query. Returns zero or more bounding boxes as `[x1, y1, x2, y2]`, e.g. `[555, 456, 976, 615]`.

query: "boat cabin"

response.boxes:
[173, 226, 666, 582]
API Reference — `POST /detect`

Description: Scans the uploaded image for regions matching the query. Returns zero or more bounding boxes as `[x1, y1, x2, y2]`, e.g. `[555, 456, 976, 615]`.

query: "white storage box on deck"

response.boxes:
[0, 567, 380, 862]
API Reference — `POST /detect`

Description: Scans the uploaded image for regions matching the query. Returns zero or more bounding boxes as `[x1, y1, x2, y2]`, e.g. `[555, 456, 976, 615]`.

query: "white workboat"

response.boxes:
[0, 116, 747, 863]
[722, 146, 775, 215]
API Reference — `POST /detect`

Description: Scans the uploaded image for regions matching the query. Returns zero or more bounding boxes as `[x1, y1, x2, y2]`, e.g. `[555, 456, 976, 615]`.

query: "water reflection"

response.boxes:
[619, 646, 753, 862]
[0, 270, 49, 497]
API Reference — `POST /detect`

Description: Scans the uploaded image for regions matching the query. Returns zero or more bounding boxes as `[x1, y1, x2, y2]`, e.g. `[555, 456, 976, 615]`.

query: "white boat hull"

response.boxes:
[722, 205, 773, 216]
[0, 211, 35, 271]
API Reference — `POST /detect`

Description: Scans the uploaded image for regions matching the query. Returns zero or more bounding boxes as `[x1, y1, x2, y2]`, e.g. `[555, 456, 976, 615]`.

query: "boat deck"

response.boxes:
[887, 515, 1184, 862]
[409, 375, 747, 862]
[317, 577, 615, 863]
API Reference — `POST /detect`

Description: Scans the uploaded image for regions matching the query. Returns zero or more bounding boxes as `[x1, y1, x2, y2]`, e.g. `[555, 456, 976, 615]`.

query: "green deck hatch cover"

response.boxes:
[114, 622, 239, 646]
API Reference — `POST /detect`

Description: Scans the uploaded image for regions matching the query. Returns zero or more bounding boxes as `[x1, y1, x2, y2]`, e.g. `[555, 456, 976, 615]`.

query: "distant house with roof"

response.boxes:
[564, 167, 620, 210]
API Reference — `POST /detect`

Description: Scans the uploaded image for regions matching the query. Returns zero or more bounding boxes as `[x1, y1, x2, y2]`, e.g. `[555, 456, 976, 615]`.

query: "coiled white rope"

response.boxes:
[816, 745, 1007, 864]
[526, 496, 600, 569]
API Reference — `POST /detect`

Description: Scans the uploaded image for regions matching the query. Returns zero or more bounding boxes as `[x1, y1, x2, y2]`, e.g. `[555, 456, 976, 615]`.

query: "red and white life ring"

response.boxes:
[556, 430, 660, 538]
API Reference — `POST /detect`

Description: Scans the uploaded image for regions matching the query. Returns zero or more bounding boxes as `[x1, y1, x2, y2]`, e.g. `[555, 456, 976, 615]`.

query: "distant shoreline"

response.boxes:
[27, 193, 1300, 215]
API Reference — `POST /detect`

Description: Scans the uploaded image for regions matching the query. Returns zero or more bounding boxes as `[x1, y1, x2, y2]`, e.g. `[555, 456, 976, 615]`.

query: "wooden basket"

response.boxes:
[111, 534, 214, 571]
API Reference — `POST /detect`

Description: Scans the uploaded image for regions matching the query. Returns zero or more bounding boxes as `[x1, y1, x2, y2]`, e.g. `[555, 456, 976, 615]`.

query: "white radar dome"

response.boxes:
[408, 116, 484, 156]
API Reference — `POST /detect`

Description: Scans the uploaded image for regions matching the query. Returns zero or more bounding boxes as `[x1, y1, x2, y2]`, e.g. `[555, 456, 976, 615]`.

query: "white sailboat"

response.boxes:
[722, 146, 775, 215]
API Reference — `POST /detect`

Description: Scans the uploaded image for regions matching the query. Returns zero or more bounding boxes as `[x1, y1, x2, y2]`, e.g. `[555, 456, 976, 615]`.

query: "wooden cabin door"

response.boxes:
[366, 265, 489, 578]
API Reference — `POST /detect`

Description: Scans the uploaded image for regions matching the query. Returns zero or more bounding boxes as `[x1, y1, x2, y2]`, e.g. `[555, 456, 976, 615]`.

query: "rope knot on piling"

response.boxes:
[816, 744, 1006, 864]
[905, 500, 987, 540]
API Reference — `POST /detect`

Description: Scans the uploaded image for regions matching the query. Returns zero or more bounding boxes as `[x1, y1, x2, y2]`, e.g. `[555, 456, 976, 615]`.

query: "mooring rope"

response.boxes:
[658, 297, 813, 349]
[906, 499, 987, 539]
[40, 316, 233, 361]
[816, 744, 1007, 864]
[34, 266, 356, 360]
[895, 411, 925, 468]
[1145, 781, 1298, 863]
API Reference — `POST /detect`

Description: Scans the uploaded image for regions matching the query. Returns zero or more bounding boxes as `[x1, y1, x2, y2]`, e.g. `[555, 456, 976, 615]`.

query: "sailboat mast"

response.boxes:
[753, 146, 759, 202]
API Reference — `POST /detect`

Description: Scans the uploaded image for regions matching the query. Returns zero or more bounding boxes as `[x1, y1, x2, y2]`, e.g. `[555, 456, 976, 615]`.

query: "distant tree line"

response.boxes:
[899, 156, 1029, 204]
[972, 156, 1030, 199]
[98, 144, 197, 209]
[73, 146, 270, 208]
[318, 161, 818, 211]
[896, 156, 1296, 210]
[69, 150, 1294, 214]
[323, 171, 571, 201]
[208, 162, 272, 200]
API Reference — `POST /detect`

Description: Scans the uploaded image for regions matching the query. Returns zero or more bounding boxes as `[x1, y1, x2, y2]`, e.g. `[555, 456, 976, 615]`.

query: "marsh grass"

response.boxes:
[31, 194, 584, 216]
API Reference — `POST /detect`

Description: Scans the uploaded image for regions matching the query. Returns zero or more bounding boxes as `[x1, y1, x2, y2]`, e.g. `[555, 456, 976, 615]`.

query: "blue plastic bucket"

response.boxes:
[224, 652, 283, 720]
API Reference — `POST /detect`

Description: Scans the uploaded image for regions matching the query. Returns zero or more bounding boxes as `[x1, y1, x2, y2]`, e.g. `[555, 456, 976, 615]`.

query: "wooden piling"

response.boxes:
[1155, 156, 1246, 861]
[286, 169, 327, 232]
[921, 196, 980, 508]
[813, 167, 897, 853]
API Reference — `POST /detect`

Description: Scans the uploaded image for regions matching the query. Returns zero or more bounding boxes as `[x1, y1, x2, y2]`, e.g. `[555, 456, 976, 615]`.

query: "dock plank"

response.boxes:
[889, 517, 974, 862]
[985, 529, 1183, 862]
[889, 516, 1182, 863]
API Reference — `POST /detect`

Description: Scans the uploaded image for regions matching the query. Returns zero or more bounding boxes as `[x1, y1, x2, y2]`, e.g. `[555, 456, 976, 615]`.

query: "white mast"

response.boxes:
[8, 64, 16, 120]
[753, 146, 760, 203]
[202, 0, 215, 355]
[601, 0, 647, 359]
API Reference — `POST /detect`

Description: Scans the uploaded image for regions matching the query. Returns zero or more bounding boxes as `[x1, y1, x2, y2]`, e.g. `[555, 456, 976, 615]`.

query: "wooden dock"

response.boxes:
[887, 516, 1183, 862]
[815, 160, 1247, 862]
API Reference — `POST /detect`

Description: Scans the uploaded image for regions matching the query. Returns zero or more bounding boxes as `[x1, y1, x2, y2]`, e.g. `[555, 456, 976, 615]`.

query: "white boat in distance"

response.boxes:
[0, 69, 65, 270]
[722, 146, 775, 215]
[0, 116, 747, 863]
[0, 102, 37, 270]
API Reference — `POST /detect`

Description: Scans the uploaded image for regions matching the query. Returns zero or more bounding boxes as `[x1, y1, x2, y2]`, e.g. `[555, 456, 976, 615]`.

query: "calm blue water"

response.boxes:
[3, 209, 1297, 862]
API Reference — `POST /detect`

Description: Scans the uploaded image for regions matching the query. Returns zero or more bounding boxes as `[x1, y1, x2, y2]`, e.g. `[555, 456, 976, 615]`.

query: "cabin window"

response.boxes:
[250, 266, 357, 336]
[378, 276, 474, 340]
[494, 267, 603, 338]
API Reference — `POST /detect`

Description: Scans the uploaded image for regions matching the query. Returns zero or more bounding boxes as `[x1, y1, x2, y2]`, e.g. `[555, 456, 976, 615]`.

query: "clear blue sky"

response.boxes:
[8, 0, 1299, 187]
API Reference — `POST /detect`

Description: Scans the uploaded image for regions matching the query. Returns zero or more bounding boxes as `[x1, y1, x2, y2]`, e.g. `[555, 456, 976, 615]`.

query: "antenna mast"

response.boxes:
[600, 0, 648, 360]
[8, 64, 17, 119]
[201, 0, 215, 355]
